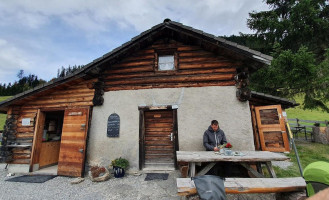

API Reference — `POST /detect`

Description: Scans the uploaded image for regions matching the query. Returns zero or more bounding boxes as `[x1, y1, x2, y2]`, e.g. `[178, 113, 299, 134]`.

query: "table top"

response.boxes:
[177, 150, 289, 162]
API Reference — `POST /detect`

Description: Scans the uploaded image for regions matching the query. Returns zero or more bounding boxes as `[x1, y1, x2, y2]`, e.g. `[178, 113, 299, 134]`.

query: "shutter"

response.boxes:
[255, 105, 290, 152]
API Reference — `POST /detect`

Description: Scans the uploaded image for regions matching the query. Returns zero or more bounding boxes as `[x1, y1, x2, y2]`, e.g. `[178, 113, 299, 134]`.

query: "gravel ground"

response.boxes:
[0, 164, 302, 200]
[0, 164, 180, 200]
[272, 160, 293, 169]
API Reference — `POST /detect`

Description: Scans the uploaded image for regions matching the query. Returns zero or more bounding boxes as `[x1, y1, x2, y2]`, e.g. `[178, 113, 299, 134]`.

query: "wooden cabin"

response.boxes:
[0, 19, 297, 177]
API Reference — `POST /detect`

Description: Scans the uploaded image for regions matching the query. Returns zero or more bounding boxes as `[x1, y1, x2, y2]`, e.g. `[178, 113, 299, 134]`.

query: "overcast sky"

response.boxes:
[0, 0, 269, 84]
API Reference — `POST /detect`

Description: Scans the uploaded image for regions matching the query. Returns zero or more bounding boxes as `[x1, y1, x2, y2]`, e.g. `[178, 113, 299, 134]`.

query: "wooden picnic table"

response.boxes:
[177, 151, 289, 178]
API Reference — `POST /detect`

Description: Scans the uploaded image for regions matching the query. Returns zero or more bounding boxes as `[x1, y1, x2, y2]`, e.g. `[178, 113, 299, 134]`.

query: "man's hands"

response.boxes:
[213, 147, 219, 151]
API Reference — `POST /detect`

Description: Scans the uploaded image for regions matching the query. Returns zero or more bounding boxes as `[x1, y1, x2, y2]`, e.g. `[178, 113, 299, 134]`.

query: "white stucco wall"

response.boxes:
[87, 86, 254, 170]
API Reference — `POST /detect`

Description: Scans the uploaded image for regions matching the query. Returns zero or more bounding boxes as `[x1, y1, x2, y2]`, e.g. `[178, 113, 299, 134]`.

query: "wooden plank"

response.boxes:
[111, 60, 153, 68]
[104, 68, 236, 80]
[105, 73, 234, 85]
[240, 163, 264, 178]
[25, 96, 94, 105]
[39, 141, 61, 167]
[145, 140, 173, 145]
[179, 62, 241, 69]
[12, 148, 31, 154]
[22, 101, 93, 109]
[176, 151, 289, 162]
[265, 161, 277, 178]
[108, 66, 154, 73]
[30, 109, 45, 171]
[13, 154, 31, 159]
[195, 162, 216, 176]
[250, 105, 261, 150]
[57, 107, 89, 177]
[177, 177, 306, 196]
[105, 80, 236, 91]
[10, 159, 30, 164]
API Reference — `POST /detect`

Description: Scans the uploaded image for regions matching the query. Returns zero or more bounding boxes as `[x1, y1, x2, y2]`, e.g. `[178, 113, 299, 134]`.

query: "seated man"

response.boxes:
[203, 120, 227, 151]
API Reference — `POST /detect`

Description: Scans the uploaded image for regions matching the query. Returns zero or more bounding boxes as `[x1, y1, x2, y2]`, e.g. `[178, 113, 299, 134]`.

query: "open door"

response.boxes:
[57, 107, 90, 177]
[255, 105, 290, 152]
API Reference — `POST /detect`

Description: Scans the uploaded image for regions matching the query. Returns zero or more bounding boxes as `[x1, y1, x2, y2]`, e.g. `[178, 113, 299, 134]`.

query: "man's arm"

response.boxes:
[203, 132, 215, 151]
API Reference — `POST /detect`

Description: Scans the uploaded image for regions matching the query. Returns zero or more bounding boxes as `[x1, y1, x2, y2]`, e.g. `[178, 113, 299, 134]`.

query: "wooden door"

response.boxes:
[57, 107, 90, 177]
[143, 110, 176, 169]
[255, 105, 290, 152]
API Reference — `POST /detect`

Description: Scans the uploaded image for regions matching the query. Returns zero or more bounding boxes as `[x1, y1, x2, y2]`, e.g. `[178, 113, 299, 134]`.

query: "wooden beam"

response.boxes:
[240, 163, 264, 178]
[195, 163, 216, 176]
[177, 177, 306, 196]
[265, 161, 277, 178]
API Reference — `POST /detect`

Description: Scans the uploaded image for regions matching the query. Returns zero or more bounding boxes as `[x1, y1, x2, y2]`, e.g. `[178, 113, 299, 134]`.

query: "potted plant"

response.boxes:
[111, 157, 129, 178]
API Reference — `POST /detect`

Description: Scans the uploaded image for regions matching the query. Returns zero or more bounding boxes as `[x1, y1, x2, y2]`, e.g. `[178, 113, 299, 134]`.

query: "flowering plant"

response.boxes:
[224, 143, 233, 148]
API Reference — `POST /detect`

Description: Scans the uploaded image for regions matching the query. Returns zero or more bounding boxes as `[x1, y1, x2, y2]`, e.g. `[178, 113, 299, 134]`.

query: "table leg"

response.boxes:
[256, 163, 263, 175]
[196, 163, 216, 176]
[265, 161, 277, 178]
[240, 163, 264, 178]
[189, 162, 196, 177]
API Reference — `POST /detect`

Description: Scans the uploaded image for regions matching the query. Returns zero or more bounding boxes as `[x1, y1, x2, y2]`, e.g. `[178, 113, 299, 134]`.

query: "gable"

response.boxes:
[0, 19, 272, 109]
[101, 38, 242, 91]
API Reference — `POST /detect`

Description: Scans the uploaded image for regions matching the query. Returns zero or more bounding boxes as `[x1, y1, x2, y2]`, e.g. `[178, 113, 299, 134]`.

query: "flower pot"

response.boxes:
[113, 166, 125, 178]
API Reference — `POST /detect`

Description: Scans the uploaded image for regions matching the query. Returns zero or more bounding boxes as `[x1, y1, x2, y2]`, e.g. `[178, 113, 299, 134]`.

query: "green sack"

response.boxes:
[303, 161, 329, 196]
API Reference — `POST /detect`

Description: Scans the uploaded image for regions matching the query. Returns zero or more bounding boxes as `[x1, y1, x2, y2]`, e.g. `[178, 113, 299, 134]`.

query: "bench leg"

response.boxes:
[189, 162, 196, 177]
[265, 161, 277, 178]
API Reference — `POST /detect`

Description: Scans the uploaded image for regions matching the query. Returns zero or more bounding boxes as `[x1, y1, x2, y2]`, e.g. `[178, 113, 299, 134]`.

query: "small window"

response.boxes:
[158, 55, 175, 71]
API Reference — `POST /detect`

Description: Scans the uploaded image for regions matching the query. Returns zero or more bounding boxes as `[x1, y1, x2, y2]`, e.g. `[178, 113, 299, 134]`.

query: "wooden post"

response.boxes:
[189, 162, 196, 177]
[265, 162, 277, 178]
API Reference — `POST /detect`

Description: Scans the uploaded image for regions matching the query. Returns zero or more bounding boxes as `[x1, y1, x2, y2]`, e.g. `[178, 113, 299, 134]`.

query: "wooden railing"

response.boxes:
[288, 118, 328, 140]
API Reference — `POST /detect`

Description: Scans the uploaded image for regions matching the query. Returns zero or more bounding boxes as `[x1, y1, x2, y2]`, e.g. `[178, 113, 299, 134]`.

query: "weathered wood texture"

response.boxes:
[255, 105, 290, 152]
[57, 107, 89, 177]
[144, 110, 175, 166]
[39, 141, 61, 167]
[250, 105, 261, 150]
[177, 177, 306, 196]
[7, 79, 95, 165]
[102, 39, 240, 91]
[176, 151, 289, 162]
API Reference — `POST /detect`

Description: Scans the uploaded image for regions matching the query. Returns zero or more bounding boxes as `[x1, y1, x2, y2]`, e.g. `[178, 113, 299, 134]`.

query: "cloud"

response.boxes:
[0, 38, 32, 82]
[0, 0, 270, 84]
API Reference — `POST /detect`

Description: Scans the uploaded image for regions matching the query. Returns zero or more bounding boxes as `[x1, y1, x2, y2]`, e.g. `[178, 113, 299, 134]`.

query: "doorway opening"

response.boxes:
[33, 110, 64, 174]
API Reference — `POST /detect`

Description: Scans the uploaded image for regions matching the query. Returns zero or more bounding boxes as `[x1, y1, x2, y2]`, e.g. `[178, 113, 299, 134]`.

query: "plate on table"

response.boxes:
[233, 151, 245, 156]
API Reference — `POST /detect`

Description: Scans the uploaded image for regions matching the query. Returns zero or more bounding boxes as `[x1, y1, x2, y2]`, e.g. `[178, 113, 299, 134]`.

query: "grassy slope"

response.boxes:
[285, 95, 329, 121]
[0, 96, 11, 129]
[273, 140, 329, 177]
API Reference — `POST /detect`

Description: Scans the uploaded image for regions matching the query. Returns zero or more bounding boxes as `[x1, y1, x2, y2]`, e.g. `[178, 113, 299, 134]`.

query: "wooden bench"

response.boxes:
[177, 177, 306, 196]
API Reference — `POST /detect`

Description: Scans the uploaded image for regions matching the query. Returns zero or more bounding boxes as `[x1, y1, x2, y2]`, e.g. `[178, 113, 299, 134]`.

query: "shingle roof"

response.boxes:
[250, 91, 299, 108]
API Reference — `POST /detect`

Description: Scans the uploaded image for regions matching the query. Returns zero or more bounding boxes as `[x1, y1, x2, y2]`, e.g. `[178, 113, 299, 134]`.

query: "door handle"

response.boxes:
[170, 133, 173, 141]
[79, 149, 84, 153]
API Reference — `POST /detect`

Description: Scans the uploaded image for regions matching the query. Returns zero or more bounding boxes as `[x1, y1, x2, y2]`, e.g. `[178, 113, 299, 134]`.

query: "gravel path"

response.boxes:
[0, 164, 301, 200]
[0, 164, 180, 200]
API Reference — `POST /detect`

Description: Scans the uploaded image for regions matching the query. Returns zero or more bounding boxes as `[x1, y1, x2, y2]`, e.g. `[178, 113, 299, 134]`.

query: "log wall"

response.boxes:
[102, 39, 241, 91]
[7, 79, 95, 164]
